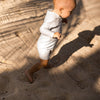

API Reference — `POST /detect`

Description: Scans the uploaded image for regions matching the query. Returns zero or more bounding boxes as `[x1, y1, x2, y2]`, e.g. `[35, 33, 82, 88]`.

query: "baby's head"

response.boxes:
[53, 0, 76, 18]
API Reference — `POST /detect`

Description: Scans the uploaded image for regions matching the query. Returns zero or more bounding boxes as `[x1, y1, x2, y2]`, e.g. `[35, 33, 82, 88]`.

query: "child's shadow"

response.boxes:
[50, 25, 100, 67]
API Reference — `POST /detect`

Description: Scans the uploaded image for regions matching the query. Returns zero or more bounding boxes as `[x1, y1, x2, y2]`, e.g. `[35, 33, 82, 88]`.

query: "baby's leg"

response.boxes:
[25, 59, 48, 83]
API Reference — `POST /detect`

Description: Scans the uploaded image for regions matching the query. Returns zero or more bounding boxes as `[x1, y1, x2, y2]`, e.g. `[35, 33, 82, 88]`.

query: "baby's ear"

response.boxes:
[58, 8, 63, 16]
[59, 8, 63, 13]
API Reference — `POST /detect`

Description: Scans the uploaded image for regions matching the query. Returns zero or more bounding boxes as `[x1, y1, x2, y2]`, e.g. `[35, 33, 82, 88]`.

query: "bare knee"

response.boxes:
[40, 59, 48, 67]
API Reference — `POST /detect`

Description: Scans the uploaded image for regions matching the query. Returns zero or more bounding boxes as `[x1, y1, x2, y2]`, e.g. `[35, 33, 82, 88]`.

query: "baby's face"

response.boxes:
[60, 6, 74, 18]
[54, 0, 75, 18]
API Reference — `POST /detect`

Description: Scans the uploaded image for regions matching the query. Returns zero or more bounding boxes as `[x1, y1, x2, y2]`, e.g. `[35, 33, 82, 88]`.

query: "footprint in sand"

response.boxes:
[17, 72, 38, 83]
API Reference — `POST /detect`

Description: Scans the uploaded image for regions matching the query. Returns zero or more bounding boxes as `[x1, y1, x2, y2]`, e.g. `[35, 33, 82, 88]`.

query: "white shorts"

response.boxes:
[37, 35, 57, 60]
[37, 47, 51, 60]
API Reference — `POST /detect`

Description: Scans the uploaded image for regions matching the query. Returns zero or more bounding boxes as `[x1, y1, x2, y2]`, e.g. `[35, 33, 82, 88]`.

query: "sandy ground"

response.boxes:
[0, 0, 100, 100]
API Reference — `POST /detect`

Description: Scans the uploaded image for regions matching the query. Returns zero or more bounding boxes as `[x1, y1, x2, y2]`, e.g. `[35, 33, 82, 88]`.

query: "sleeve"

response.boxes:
[40, 22, 55, 38]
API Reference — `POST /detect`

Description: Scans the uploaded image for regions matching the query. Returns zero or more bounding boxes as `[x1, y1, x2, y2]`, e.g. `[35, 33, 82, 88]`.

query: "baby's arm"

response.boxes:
[40, 24, 61, 39]
[40, 23, 61, 39]
[40, 23, 55, 38]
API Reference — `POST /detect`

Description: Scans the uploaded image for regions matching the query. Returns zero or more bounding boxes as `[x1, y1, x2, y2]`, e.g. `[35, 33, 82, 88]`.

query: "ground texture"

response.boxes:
[0, 0, 100, 100]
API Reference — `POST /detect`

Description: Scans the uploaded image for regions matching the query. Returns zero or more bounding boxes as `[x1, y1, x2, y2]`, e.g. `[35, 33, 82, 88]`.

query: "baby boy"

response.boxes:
[25, 0, 76, 83]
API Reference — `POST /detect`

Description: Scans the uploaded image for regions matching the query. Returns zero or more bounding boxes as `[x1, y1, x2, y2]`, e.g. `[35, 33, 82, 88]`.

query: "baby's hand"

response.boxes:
[53, 32, 61, 39]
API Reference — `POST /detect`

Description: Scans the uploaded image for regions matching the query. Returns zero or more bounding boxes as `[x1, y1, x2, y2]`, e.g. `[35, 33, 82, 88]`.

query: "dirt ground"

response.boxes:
[0, 0, 100, 100]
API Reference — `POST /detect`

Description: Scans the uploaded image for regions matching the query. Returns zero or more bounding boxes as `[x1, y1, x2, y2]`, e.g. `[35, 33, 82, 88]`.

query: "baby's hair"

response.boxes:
[53, 0, 76, 9]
